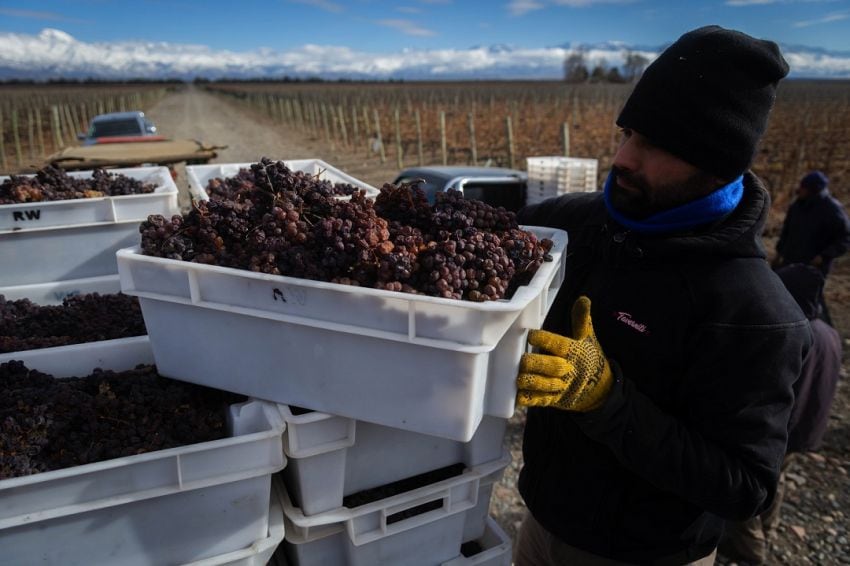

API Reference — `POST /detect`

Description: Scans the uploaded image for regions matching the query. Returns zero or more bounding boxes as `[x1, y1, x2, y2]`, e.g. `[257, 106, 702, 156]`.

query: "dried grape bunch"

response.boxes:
[89, 168, 154, 196]
[431, 189, 518, 234]
[0, 293, 147, 354]
[0, 165, 155, 204]
[140, 162, 554, 302]
[0, 361, 245, 480]
[500, 228, 554, 296]
[202, 157, 362, 202]
[373, 181, 433, 231]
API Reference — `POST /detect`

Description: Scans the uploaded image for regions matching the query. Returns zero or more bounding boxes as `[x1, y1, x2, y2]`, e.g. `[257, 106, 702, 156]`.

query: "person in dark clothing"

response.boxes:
[773, 171, 850, 324]
[774, 171, 850, 277]
[512, 26, 812, 566]
[719, 264, 842, 565]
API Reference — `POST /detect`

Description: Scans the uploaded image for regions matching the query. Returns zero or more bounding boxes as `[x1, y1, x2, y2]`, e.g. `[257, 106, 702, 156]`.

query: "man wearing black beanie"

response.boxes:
[513, 26, 812, 565]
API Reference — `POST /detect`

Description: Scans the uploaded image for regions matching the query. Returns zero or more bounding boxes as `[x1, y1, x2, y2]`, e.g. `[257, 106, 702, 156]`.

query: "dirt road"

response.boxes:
[145, 86, 399, 209]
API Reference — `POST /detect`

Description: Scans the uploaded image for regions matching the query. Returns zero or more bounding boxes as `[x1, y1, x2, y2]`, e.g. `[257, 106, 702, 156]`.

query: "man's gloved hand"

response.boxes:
[516, 296, 613, 412]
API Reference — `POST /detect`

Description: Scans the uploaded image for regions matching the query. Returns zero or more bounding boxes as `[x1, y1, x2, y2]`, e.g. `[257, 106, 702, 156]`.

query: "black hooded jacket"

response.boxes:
[516, 172, 811, 564]
[776, 186, 850, 275]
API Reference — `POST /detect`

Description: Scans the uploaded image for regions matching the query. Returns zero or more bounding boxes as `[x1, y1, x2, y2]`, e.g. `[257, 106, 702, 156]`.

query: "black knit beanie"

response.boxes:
[616, 25, 789, 180]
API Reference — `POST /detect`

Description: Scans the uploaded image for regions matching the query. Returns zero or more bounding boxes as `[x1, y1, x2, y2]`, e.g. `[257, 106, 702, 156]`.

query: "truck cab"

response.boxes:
[393, 166, 527, 212]
[78, 111, 162, 146]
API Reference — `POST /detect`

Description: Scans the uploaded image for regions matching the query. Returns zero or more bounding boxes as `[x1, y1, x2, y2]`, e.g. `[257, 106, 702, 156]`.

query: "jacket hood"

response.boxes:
[623, 171, 769, 260]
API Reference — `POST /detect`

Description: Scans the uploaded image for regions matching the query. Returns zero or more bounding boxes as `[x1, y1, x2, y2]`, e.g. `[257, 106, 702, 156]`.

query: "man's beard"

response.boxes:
[608, 166, 721, 220]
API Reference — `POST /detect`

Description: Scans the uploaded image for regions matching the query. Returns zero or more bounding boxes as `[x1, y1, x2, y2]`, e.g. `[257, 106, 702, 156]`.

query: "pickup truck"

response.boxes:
[77, 111, 163, 146]
[392, 166, 527, 212]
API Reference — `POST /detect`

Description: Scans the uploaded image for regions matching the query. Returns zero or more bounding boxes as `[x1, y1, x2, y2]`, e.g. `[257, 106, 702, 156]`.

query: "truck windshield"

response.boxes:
[90, 119, 142, 138]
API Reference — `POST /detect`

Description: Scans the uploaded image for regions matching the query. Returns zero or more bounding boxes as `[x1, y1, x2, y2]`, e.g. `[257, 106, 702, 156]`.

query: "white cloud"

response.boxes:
[288, 0, 344, 14]
[0, 28, 847, 79]
[376, 19, 436, 37]
[508, 0, 545, 15]
[0, 7, 86, 22]
[509, 0, 636, 16]
[551, 0, 637, 5]
[726, 0, 840, 5]
[725, 0, 778, 5]
[793, 11, 849, 26]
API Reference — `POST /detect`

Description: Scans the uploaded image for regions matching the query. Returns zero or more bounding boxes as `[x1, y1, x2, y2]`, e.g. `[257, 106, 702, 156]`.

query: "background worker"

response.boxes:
[773, 170, 850, 324]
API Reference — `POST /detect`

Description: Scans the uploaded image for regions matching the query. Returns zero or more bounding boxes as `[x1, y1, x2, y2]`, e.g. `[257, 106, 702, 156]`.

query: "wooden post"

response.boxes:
[69, 104, 81, 136]
[10, 109, 23, 167]
[27, 107, 36, 160]
[61, 104, 74, 145]
[440, 110, 447, 166]
[468, 112, 477, 166]
[373, 108, 386, 164]
[562, 121, 570, 157]
[329, 105, 339, 148]
[338, 105, 348, 147]
[0, 108, 7, 172]
[293, 99, 301, 128]
[55, 104, 67, 146]
[351, 105, 359, 144]
[505, 116, 515, 169]
[79, 102, 90, 131]
[35, 108, 45, 157]
[51, 105, 63, 151]
[415, 109, 424, 166]
[394, 107, 403, 170]
[363, 107, 371, 157]
[321, 104, 331, 143]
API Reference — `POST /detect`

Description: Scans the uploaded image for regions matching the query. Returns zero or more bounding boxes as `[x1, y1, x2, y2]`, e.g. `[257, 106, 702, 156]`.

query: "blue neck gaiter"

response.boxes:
[603, 171, 744, 234]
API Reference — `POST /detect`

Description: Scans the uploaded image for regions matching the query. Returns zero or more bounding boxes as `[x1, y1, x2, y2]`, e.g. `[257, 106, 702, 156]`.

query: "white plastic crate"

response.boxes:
[278, 452, 510, 566]
[280, 403, 507, 515]
[0, 166, 178, 232]
[186, 159, 380, 201]
[525, 157, 562, 199]
[116, 226, 566, 441]
[0, 274, 122, 304]
[0, 335, 153, 377]
[556, 157, 598, 193]
[525, 156, 598, 205]
[0, 166, 179, 287]
[462, 480, 495, 543]
[0, 397, 287, 565]
[442, 517, 511, 566]
[1, 219, 145, 286]
[185, 477, 286, 566]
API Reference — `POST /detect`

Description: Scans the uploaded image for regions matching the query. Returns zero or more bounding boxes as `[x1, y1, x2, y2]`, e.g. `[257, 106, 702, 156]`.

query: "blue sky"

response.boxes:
[2, 0, 848, 52]
[1, 0, 849, 78]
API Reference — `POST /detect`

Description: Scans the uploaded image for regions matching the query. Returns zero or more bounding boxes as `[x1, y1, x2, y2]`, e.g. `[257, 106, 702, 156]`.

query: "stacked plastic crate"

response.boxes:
[0, 167, 289, 565]
[0, 166, 179, 303]
[113, 161, 569, 566]
[525, 156, 599, 206]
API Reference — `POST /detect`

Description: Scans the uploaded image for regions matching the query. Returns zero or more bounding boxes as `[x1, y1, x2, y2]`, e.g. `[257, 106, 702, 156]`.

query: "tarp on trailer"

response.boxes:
[41, 139, 226, 171]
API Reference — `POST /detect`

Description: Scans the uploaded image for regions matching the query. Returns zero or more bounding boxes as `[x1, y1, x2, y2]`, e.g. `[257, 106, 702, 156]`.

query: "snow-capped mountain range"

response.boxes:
[1, 28, 848, 81]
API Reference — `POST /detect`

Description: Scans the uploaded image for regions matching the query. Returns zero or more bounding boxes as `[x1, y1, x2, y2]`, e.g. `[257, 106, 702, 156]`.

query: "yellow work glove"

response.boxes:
[516, 296, 613, 412]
